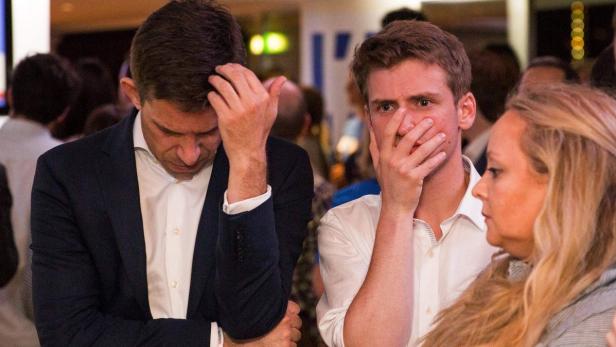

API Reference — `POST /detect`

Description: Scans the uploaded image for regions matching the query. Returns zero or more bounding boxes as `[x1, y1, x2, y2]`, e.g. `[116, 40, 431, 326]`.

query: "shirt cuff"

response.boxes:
[210, 322, 224, 347]
[222, 185, 272, 215]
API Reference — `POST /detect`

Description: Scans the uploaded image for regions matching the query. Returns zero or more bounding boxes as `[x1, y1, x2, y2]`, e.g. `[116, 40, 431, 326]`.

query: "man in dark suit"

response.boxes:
[30, 1, 313, 346]
[0, 164, 17, 288]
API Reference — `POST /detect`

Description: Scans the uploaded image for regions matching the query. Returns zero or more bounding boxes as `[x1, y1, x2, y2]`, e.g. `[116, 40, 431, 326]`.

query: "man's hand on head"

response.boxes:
[207, 63, 285, 166]
[207, 63, 286, 202]
[223, 301, 302, 347]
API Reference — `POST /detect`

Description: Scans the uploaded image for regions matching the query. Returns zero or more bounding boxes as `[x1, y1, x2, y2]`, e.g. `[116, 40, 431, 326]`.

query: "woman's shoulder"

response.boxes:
[538, 265, 616, 346]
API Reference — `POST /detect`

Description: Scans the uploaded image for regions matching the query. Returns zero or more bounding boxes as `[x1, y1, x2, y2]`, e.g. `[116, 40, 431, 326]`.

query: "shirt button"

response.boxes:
[426, 307, 432, 315]
[173, 228, 180, 235]
[171, 281, 178, 288]
[427, 249, 433, 257]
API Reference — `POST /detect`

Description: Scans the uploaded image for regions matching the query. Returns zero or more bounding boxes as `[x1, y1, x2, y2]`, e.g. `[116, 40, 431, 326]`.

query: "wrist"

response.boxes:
[379, 203, 415, 222]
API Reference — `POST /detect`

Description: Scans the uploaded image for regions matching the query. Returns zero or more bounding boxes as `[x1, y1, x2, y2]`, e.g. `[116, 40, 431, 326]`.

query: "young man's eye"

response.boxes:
[418, 98, 431, 107]
[377, 103, 395, 113]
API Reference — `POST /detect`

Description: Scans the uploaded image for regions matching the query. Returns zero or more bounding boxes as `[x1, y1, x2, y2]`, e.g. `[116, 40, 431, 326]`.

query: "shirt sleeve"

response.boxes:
[316, 209, 372, 347]
[222, 185, 272, 215]
[209, 322, 223, 347]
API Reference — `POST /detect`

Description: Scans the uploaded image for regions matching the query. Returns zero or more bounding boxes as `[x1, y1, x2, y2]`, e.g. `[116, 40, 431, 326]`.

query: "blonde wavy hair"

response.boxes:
[422, 84, 616, 346]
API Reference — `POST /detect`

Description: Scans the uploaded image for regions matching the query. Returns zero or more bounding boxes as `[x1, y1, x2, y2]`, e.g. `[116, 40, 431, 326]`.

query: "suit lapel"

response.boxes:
[186, 147, 228, 318]
[97, 114, 151, 317]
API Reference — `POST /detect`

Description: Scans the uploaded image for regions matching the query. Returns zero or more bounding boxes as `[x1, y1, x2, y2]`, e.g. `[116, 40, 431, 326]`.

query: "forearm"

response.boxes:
[344, 210, 414, 347]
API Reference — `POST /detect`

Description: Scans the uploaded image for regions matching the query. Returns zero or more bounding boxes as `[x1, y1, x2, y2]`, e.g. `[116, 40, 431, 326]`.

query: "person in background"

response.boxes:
[463, 44, 520, 174]
[269, 78, 333, 347]
[0, 164, 18, 288]
[300, 86, 330, 181]
[518, 56, 579, 92]
[317, 20, 497, 346]
[0, 53, 80, 347]
[590, 44, 616, 96]
[83, 103, 129, 136]
[51, 57, 116, 141]
[423, 84, 616, 346]
[380, 7, 427, 27]
[31, 1, 312, 346]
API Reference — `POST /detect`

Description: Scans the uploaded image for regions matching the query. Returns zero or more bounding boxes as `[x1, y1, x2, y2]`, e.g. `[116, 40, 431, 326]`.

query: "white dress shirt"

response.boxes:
[133, 113, 270, 346]
[0, 117, 62, 347]
[316, 158, 498, 347]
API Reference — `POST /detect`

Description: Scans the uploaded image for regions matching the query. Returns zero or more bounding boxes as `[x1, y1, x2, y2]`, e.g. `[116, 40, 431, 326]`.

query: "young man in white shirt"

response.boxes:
[317, 20, 498, 346]
[30, 1, 312, 346]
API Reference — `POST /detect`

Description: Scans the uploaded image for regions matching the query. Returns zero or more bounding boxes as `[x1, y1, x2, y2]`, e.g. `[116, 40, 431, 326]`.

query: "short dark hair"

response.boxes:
[590, 44, 616, 96]
[130, 0, 245, 112]
[52, 58, 116, 140]
[10, 53, 80, 125]
[352, 20, 471, 104]
[381, 7, 427, 28]
[83, 103, 127, 136]
[526, 56, 580, 83]
[469, 44, 520, 123]
[301, 86, 324, 126]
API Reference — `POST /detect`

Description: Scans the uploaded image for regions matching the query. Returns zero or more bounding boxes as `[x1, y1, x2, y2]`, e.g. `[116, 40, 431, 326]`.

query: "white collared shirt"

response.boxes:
[316, 158, 498, 347]
[133, 113, 270, 346]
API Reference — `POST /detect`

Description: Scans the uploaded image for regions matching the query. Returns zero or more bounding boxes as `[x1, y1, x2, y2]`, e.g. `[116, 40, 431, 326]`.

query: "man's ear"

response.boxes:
[120, 77, 143, 110]
[457, 91, 476, 131]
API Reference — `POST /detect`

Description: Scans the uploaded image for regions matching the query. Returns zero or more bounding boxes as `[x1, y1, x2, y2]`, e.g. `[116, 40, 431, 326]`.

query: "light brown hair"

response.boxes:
[351, 20, 471, 104]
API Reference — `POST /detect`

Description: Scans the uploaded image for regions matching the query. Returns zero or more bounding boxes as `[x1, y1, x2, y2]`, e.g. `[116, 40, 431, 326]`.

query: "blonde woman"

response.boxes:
[422, 84, 616, 346]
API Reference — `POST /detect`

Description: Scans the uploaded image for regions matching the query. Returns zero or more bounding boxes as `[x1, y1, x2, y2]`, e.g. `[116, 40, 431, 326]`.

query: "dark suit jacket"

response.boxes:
[30, 115, 313, 346]
[0, 164, 18, 287]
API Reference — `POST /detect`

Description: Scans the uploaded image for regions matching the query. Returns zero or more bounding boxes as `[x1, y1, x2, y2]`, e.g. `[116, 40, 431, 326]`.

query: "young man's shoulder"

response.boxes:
[320, 194, 381, 237]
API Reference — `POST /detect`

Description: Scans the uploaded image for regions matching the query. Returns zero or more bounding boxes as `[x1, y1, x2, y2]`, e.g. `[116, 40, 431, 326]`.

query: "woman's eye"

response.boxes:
[487, 167, 501, 178]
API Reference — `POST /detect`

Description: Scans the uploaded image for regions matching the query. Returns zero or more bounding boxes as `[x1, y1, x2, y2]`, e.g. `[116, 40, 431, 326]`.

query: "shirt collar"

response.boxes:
[133, 111, 150, 152]
[449, 156, 486, 231]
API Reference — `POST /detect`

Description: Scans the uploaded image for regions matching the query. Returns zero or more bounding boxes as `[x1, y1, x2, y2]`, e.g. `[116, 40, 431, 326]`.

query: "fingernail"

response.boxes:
[425, 118, 434, 125]
[438, 132, 446, 139]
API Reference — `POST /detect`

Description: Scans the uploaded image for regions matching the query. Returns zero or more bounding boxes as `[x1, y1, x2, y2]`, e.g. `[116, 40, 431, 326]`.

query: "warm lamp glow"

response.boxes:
[249, 35, 264, 55]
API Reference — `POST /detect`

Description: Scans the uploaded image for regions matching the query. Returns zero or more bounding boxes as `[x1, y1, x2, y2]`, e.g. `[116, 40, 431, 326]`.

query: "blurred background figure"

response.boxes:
[299, 86, 330, 181]
[0, 53, 79, 347]
[518, 56, 580, 92]
[463, 43, 520, 174]
[0, 164, 18, 289]
[51, 57, 116, 141]
[83, 103, 128, 136]
[380, 7, 427, 27]
[590, 44, 616, 96]
[269, 78, 334, 347]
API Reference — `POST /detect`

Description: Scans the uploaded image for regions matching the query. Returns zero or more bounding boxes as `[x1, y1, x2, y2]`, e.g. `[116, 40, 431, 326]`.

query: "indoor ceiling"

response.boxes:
[50, 0, 301, 33]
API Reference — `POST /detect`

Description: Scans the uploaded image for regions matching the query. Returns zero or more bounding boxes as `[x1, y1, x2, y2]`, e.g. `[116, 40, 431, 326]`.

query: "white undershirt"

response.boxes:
[133, 113, 270, 346]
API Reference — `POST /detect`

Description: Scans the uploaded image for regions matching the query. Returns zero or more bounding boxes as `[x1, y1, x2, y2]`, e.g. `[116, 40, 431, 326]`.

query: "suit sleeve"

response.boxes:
[31, 155, 213, 347]
[215, 147, 314, 339]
